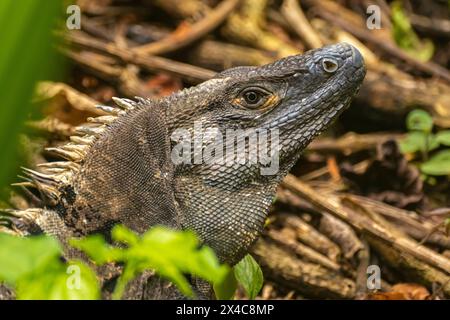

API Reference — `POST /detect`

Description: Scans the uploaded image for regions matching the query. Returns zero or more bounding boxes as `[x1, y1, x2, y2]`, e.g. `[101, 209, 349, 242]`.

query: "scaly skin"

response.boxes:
[4, 43, 365, 299]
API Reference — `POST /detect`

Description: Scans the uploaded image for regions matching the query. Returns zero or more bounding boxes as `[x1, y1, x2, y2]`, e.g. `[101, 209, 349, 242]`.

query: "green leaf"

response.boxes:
[399, 131, 439, 154]
[0, 233, 60, 284]
[234, 254, 263, 300]
[406, 109, 433, 132]
[213, 268, 237, 300]
[391, 1, 434, 62]
[72, 225, 230, 299]
[0, 234, 100, 300]
[421, 150, 450, 176]
[139, 226, 229, 288]
[70, 235, 123, 265]
[112, 262, 142, 300]
[0, 0, 63, 188]
[17, 260, 100, 300]
[111, 224, 139, 245]
[436, 130, 450, 147]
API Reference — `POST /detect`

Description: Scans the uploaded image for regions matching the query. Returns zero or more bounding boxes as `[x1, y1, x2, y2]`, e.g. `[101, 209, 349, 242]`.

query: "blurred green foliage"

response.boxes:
[0, 0, 63, 189]
[400, 110, 450, 176]
[71, 224, 230, 299]
[421, 150, 450, 176]
[213, 268, 238, 299]
[0, 233, 99, 299]
[391, 1, 434, 62]
[0, 225, 267, 300]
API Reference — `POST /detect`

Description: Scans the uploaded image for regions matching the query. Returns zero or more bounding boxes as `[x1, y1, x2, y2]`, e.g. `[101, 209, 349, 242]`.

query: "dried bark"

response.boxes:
[252, 238, 356, 299]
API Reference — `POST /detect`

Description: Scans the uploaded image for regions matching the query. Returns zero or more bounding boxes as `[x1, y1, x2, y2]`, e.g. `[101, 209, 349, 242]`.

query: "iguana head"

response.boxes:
[166, 43, 365, 263]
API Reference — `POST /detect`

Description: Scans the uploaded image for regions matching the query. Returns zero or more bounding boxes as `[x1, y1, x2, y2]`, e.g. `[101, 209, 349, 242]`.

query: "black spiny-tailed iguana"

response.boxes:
[2, 43, 365, 299]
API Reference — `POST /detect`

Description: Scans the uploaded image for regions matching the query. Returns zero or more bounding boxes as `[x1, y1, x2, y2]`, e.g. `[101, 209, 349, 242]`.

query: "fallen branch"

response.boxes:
[267, 228, 341, 271]
[135, 0, 241, 55]
[281, 0, 323, 49]
[308, 132, 404, 155]
[222, 0, 299, 58]
[188, 40, 274, 70]
[64, 31, 215, 83]
[152, 0, 211, 20]
[343, 194, 450, 249]
[281, 174, 450, 274]
[319, 213, 364, 259]
[278, 214, 341, 261]
[252, 238, 356, 299]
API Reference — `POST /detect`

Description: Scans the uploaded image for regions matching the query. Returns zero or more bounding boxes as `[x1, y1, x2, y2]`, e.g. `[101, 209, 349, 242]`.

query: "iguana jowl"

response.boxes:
[7, 43, 365, 297]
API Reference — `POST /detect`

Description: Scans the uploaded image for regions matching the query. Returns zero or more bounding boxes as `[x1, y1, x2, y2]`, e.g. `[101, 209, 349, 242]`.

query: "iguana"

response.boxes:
[2, 43, 365, 299]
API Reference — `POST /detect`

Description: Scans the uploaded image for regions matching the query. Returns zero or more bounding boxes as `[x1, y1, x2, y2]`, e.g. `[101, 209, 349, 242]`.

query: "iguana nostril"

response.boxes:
[322, 58, 339, 73]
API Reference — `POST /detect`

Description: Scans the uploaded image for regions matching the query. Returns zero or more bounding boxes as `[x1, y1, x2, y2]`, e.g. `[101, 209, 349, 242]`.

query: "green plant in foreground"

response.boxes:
[0, 0, 62, 188]
[213, 254, 264, 300]
[0, 233, 99, 299]
[71, 225, 230, 299]
[0, 225, 264, 300]
[72, 225, 264, 299]
[399, 109, 450, 176]
[233, 254, 264, 300]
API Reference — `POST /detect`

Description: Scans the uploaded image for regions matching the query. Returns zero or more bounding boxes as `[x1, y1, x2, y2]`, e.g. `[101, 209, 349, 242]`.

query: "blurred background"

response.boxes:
[0, 0, 449, 299]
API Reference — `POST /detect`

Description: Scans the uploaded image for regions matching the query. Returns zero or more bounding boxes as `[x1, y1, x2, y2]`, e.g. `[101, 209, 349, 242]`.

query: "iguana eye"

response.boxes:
[239, 88, 270, 109]
[244, 91, 260, 104]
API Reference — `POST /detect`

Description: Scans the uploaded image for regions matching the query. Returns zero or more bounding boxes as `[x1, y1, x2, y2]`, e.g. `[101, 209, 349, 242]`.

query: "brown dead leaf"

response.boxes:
[366, 292, 408, 300]
[366, 283, 430, 300]
[146, 73, 182, 97]
[390, 283, 430, 300]
[35, 81, 104, 125]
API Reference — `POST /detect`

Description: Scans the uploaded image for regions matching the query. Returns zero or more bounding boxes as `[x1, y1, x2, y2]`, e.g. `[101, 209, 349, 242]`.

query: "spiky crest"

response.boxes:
[1, 97, 141, 234]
